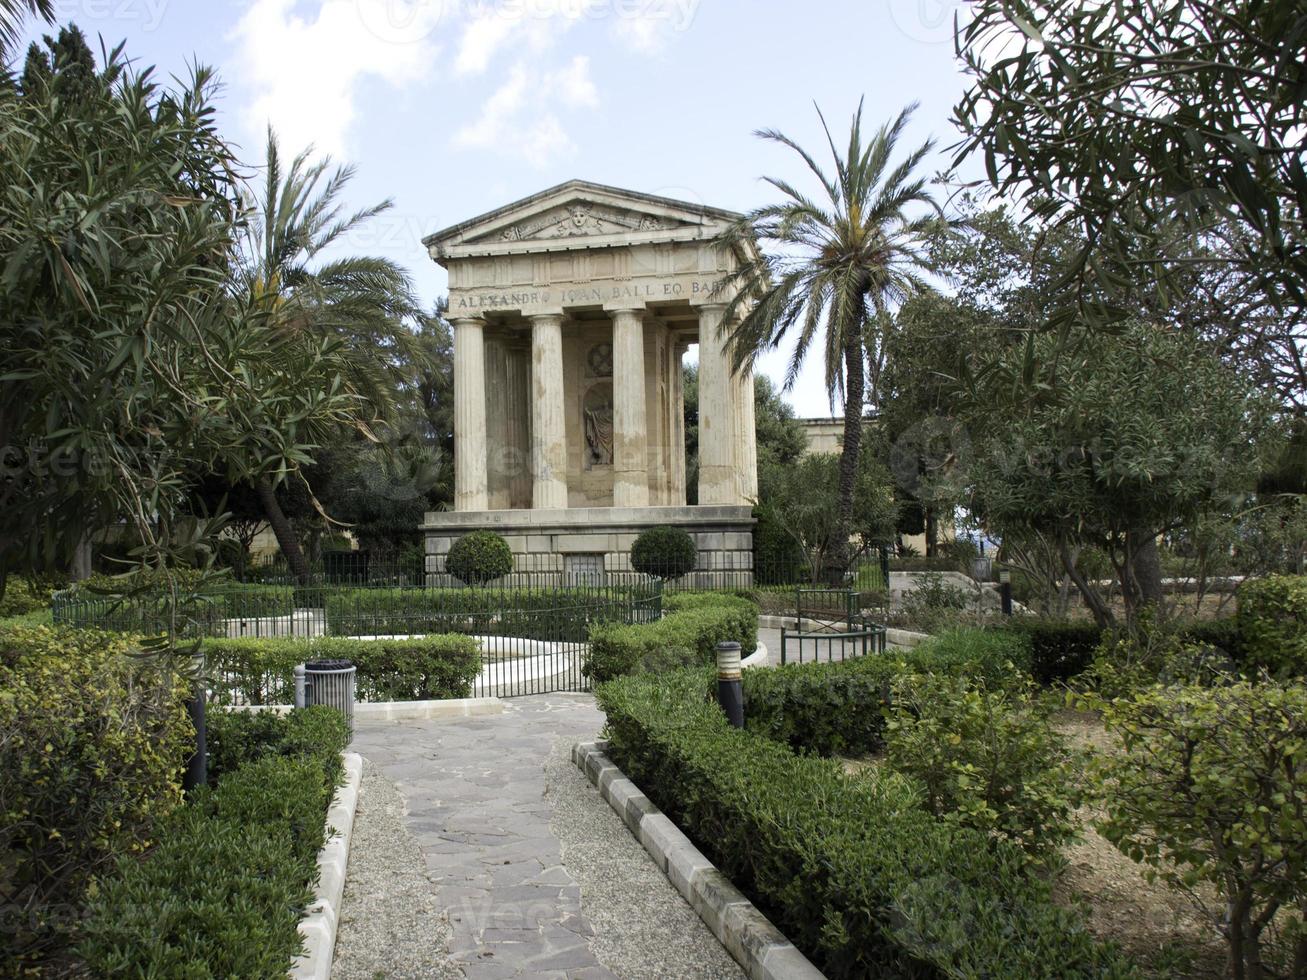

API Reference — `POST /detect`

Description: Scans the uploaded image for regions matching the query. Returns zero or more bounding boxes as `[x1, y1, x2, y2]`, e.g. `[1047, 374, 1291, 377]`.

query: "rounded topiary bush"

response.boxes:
[630, 526, 697, 580]
[446, 530, 513, 585]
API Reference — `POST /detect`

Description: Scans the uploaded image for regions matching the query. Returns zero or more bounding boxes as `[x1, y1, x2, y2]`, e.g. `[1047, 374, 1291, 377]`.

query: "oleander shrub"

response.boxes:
[203, 635, 481, 705]
[1236, 574, 1307, 676]
[596, 670, 1135, 979]
[1086, 680, 1307, 978]
[584, 595, 757, 682]
[741, 628, 1030, 756]
[446, 530, 513, 585]
[999, 618, 1102, 684]
[629, 526, 697, 580]
[883, 672, 1080, 862]
[78, 706, 347, 977]
[0, 624, 192, 972]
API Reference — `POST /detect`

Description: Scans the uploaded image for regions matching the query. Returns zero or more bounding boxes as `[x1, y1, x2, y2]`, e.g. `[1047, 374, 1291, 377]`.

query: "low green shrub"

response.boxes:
[1086, 680, 1307, 977]
[78, 707, 347, 977]
[597, 670, 1135, 979]
[884, 672, 1080, 862]
[999, 618, 1102, 684]
[741, 628, 1029, 756]
[203, 634, 481, 704]
[0, 624, 192, 971]
[321, 584, 656, 639]
[584, 595, 756, 682]
[630, 526, 697, 580]
[662, 589, 759, 613]
[55, 576, 295, 637]
[1236, 574, 1306, 676]
[446, 530, 513, 585]
[206, 704, 348, 786]
[0, 576, 54, 617]
[1178, 616, 1242, 660]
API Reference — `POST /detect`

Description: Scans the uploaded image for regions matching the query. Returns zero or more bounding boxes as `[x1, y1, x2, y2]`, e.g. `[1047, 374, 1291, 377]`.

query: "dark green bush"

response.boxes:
[596, 670, 1135, 979]
[1235, 574, 1306, 676]
[629, 526, 697, 579]
[1179, 616, 1242, 660]
[203, 635, 481, 705]
[999, 618, 1102, 684]
[0, 624, 192, 971]
[742, 628, 1029, 756]
[206, 704, 348, 786]
[0, 576, 53, 617]
[446, 530, 513, 585]
[79, 707, 347, 977]
[584, 595, 757, 682]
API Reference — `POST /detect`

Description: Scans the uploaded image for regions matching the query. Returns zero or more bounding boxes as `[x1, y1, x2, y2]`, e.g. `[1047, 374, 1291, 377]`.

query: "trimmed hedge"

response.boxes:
[662, 589, 760, 613]
[597, 670, 1134, 979]
[0, 624, 192, 971]
[79, 706, 348, 978]
[203, 635, 482, 705]
[742, 628, 1030, 757]
[322, 584, 657, 640]
[998, 618, 1102, 684]
[584, 595, 757, 683]
[1236, 575, 1306, 676]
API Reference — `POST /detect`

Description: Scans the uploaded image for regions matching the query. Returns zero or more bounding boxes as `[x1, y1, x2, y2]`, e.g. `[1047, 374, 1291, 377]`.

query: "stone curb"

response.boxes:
[290, 751, 363, 980]
[229, 696, 506, 721]
[572, 741, 825, 980]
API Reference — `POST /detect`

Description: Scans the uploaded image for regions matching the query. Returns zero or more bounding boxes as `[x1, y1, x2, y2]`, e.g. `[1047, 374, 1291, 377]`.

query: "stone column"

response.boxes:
[740, 368, 758, 500]
[452, 316, 488, 512]
[505, 345, 532, 508]
[697, 303, 738, 505]
[529, 313, 568, 509]
[611, 306, 649, 507]
[671, 341, 687, 503]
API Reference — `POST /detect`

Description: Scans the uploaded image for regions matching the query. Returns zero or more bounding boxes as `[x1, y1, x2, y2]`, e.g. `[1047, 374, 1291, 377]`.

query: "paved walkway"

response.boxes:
[345, 694, 742, 979]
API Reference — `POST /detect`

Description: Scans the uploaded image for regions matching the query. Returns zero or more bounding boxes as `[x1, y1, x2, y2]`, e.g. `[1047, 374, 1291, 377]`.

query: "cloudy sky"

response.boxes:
[23, 0, 975, 416]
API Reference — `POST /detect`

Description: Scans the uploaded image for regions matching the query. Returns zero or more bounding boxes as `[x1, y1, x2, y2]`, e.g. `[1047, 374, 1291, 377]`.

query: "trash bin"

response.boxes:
[297, 658, 357, 734]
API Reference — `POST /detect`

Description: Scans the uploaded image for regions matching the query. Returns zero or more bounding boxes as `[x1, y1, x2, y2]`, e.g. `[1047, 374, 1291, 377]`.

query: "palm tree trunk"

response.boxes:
[255, 476, 311, 585]
[832, 333, 865, 583]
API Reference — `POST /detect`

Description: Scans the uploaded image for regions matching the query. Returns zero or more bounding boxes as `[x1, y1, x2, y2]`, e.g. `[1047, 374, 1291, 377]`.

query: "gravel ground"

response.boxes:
[544, 737, 745, 980]
[332, 760, 463, 980]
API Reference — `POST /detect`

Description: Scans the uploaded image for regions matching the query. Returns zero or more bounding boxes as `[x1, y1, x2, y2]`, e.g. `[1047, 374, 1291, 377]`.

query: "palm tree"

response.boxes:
[234, 129, 422, 583]
[716, 100, 943, 577]
[1, 0, 52, 60]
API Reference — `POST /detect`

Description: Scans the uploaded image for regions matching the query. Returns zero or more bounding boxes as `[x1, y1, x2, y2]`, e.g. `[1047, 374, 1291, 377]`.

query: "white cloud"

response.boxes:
[453, 54, 597, 165]
[231, 0, 443, 158]
[611, 0, 699, 52]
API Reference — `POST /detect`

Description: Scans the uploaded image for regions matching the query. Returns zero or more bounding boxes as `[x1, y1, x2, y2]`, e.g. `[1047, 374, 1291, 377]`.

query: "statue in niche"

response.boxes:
[583, 383, 613, 468]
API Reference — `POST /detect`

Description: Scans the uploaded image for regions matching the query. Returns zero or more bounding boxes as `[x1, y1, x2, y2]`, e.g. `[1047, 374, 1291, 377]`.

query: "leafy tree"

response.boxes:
[756, 451, 896, 582]
[230, 129, 422, 583]
[715, 101, 943, 575]
[954, 0, 1307, 379]
[0, 35, 359, 597]
[964, 324, 1271, 625]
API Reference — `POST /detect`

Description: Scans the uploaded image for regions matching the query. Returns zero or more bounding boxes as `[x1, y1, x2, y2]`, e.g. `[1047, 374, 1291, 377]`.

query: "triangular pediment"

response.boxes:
[424, 180, 744, 260]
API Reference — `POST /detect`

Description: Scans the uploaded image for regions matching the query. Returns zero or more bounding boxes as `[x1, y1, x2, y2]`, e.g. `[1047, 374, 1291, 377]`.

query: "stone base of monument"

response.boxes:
[422, 504, 754, 585]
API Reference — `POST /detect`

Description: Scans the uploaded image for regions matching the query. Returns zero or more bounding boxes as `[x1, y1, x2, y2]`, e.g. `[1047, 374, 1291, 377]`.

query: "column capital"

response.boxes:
[603, 300, 647, 315]
[450, 314, 487, 327]
[526, 310, 566, 325]
[691, 299, 730, 313]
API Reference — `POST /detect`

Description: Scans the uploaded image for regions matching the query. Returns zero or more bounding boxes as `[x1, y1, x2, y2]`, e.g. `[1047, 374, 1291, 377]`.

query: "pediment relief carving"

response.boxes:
[475, 201, 693, 244]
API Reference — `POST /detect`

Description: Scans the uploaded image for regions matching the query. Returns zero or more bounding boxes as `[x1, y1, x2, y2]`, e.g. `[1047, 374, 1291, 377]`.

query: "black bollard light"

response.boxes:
[182, 652, 207, 793]
[999, 567, 1013, 617]
[716, 641, 744, 728]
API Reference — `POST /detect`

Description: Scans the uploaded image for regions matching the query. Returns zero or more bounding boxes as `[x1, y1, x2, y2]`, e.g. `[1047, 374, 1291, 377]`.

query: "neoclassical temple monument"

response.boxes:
[421, 180, 759, 581]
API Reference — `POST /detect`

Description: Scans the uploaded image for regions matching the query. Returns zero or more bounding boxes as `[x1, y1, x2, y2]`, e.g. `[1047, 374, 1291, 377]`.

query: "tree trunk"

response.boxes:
[1123, 528, 1165, 623]
[832, 333, 865, 584]
[71, 532, 93, 581]
[925, 507, 938, 558]
[255, 476, 311, 585]
[1061, 542, 1115, 628]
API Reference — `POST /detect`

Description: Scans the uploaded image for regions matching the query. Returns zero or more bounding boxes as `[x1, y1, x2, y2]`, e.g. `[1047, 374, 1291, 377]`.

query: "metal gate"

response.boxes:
[780, 587, 887, 665]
